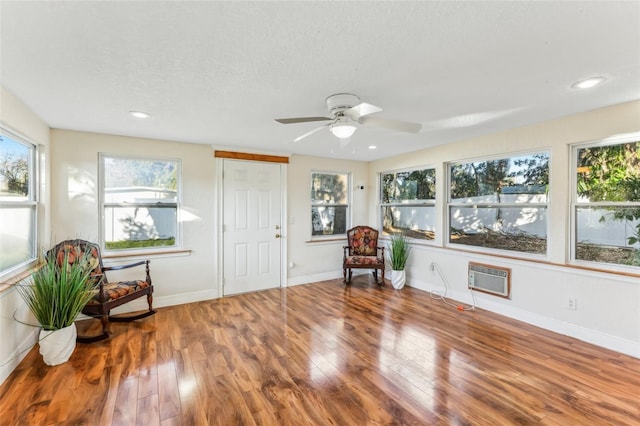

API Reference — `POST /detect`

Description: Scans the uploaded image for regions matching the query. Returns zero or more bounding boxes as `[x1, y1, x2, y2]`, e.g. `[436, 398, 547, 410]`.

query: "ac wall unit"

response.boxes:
[468, 262, 511, 299]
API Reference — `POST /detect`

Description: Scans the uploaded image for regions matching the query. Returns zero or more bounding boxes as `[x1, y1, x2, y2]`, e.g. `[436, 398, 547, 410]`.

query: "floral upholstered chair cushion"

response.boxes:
[90, 280, 151, 304]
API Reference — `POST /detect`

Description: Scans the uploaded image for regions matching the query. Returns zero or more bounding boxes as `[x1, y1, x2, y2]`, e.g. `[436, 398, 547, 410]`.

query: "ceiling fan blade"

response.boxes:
[275, 116, 332, 124]
[293, 124, 329, 142]
[344, 102, 382, 119]
[359, 116, 422, 133]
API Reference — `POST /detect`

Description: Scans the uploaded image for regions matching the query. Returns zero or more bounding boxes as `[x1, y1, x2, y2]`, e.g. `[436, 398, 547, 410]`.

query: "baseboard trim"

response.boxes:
[407, 278, 640, 359]
[107, 289, 219, 315]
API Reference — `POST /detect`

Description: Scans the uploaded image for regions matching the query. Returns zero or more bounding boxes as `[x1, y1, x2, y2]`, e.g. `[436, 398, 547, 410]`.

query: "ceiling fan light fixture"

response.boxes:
[330, 123, 356, 139]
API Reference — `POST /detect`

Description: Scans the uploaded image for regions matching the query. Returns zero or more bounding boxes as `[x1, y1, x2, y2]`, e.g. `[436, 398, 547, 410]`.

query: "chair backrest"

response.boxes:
[346, 226, 379, 256]
[47, 239, 106, 284]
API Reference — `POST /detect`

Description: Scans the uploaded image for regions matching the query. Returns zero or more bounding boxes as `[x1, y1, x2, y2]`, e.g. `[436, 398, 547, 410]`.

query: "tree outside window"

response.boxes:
[574, 139, 640, 267]
[311, 172, 349, 237]
[448, 153, 549, 254]
[380, 168, 436, 240]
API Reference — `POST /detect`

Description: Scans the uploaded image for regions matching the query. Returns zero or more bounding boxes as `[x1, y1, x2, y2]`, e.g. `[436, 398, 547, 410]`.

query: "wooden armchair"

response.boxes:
[47, 239, 156, 342]
[343, 226, 385, 286]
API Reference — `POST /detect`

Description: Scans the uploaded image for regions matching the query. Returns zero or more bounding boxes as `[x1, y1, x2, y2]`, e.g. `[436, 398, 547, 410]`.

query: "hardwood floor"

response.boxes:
[1, 275, 639, 425]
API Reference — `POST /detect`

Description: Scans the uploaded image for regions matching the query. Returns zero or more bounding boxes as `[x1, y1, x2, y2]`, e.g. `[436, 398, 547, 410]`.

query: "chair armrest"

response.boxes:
[103, 260, 152, 286]
[102, 260, 148, 271]
[377, 246, 385, 259]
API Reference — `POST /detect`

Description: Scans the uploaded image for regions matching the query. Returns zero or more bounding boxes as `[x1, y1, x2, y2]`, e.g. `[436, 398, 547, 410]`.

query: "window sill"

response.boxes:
[0, 262, 43, 294]
[103, 248, 192, 261]
[306, 237, 346, 245]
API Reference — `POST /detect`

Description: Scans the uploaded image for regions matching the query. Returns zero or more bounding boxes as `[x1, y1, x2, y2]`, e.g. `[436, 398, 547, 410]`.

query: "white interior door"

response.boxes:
[223, 160, 282, 295]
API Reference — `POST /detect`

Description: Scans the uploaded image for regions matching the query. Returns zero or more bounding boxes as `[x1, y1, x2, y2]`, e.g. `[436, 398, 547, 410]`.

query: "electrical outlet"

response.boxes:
[567, 297, 577, 310]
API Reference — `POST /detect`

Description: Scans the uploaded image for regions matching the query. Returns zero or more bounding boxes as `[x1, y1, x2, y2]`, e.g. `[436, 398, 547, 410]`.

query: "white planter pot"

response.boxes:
[39, 324, 77, 366]
[391, 270, 406, 289]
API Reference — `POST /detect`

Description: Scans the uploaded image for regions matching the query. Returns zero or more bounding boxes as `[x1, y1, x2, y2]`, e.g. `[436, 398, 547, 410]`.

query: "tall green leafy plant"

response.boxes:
[16, 250, 96, 330]
[389, 234, 411, 270]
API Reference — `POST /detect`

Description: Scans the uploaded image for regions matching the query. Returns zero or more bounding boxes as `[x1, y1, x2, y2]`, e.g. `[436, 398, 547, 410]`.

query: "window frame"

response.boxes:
[0, 126, 38, 278]
[570, 134, 640, 271]
[310, 171, 351, 239]
[379, 166, 437, 241]
[99, 153, 182, 253]
[446, 150, 550, 258]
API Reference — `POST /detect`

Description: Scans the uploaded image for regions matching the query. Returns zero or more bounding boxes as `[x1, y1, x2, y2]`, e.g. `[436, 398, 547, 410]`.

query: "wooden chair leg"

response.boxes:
[76, 314, 110, 343]
[101, 314, 109, 335]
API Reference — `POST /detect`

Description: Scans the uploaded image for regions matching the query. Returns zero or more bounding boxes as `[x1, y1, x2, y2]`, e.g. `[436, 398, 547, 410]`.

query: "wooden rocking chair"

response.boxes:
[47, 239, 156, 342]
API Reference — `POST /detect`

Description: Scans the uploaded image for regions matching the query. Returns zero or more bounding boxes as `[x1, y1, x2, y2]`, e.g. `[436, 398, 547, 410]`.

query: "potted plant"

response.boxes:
[16, 249, 96, 365]
[388, 233, 411, 289]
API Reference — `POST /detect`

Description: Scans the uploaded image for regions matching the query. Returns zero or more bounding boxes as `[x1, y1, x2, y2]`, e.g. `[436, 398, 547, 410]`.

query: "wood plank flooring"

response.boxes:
[1, 276, 639, 425]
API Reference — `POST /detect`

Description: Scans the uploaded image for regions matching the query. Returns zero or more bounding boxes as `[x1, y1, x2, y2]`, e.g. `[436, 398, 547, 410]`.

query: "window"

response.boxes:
[380, 168, 436, 240]
[448, 152, 549, 255]
[572, 138, 640, 268]
[100, 155, 180, 250]
[0, 129, 37, 275]
[311, 172, 349, 237]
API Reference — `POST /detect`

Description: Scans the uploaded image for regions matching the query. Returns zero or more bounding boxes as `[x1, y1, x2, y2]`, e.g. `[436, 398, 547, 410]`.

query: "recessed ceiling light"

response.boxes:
[368, 145, 377, 150]
[571, 76, 606, 89]
[129, 110, 151, 119]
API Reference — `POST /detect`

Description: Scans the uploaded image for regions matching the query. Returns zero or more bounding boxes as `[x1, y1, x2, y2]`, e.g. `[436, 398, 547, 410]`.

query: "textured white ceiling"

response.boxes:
[1, 1, 639, 161]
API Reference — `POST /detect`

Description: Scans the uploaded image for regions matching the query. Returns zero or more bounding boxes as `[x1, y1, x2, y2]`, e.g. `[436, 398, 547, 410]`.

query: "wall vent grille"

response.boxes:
[468, 262, 511, 299]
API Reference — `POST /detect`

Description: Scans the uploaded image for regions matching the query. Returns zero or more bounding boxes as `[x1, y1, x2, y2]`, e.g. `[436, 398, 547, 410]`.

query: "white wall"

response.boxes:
[369, 100, 640, 357]
[286, 155, 370, 285]
[49, 129, 218, 306]
[0, 86, 51, 383]
[2, 95, 638, 387]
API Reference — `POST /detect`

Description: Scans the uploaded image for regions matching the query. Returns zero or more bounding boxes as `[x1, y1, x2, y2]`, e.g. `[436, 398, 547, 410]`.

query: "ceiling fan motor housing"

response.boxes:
[326, 93, 360, 116]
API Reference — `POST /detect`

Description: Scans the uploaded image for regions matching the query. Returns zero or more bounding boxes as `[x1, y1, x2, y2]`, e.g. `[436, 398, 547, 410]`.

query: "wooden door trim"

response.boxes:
[215, 150, 289, 164]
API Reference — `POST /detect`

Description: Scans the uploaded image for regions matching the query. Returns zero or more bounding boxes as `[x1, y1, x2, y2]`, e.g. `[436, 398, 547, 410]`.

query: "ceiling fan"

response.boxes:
[275, 93, 422, 142]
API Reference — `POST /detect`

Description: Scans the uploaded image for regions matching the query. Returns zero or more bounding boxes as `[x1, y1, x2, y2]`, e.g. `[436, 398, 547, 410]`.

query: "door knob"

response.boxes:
[275, 233, 281, 238]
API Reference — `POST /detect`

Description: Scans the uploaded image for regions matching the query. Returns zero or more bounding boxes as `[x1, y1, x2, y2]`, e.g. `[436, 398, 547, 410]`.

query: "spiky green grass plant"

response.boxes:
[389, 233, 411, 270]
[16, 250, 96, 330]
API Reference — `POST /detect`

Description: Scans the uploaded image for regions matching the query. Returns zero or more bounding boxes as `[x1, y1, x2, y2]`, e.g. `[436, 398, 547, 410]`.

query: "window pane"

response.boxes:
[1, 132, 36, 274]
[449, 206, 547, 254]
[104, 205, 176, 249]
[311, 206, 347, 236]
[0, 206, 36, 271]
[0, 135, 31, 199]
[450, 154, 549, 201]
[577, 141, 640, 202]
[311, 173, 348, 204]
[382, 205, 435, 240]
[576, 206, 640, 266]
[104, 157, 177, 203]
[382, 169, 435, 203]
